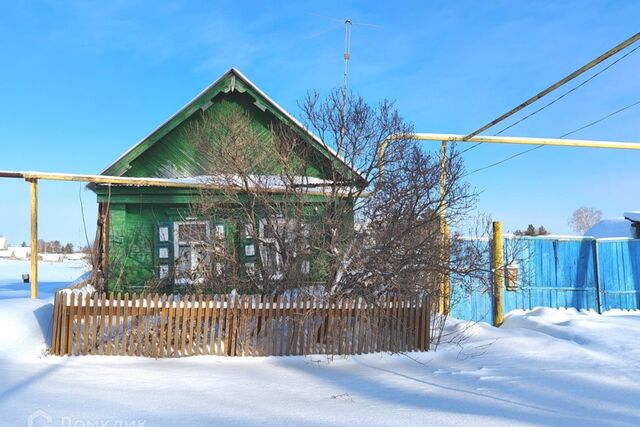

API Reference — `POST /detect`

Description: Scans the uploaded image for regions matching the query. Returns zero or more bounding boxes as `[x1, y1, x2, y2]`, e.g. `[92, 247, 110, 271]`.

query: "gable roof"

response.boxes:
[101, 68, 365, 185]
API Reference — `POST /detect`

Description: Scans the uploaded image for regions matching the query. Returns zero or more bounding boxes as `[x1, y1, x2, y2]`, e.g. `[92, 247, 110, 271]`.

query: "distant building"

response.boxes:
[65, 253, 88, 261]
[585, 211, 640, 238]
[0, 246, 31, 259]
[41, 253, 64, 263]
[0, 237, 8, 250]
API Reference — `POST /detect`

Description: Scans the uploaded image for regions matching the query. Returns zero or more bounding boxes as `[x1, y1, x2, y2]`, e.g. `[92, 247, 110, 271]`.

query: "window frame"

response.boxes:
[173, 221, 211, 285]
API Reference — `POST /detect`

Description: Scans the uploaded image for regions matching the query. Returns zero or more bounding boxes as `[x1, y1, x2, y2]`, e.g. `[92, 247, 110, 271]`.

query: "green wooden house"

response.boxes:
[92, 68, 363, 292]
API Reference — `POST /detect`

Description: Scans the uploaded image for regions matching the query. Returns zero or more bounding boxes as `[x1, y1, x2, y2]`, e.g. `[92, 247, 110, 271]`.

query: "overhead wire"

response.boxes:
[463, 98, 640, 177]
[556, 99, 640, 139]
[462, 32, 640, 141]
[457, 33, 640, 175]
[494, 44, 640, 137]
[459, 42, 640, 156]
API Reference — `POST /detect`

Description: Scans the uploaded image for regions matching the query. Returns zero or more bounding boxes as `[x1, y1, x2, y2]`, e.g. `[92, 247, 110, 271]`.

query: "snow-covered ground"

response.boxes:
[1, 260, 640, 426]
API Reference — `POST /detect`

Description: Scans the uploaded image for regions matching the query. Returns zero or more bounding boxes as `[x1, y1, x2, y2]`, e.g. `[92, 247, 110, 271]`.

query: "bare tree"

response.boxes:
[568, 207, 602, 235]
[165, 90, 491, 346]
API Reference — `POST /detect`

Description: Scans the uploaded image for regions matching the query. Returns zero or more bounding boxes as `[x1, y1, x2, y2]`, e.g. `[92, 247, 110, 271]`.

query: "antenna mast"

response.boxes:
[340, 19, 352, 145]
[343, 19, 352, 101]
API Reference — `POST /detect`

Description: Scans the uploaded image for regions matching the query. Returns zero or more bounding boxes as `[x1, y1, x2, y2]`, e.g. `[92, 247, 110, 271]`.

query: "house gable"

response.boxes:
[101, 68, 364, 185]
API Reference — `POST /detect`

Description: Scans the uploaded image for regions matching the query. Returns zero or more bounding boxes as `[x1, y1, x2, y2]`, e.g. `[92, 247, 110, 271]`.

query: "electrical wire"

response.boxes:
[460, 43, 640, 156]
[463, 98, 640, 177]
[463, 32, 640, 141]
[556, 99, 640, 139]
[463, 145, 544, 177]
[494, 44, 640, 137]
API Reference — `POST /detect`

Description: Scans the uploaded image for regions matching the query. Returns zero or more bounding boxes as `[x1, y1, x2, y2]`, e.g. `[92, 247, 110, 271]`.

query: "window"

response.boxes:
[259, 219, 286, 278]
[158, 226, 169, 242]
[245, 262, 255, 276]
[301, 260, 310, 275]
[159, 247, 169, 259]
[176, 222, 208, 244]
[174, 221, 210, 285]
[258, 218, 309, 279]
[214, 224, 225, 240]
[245, 244, 255, 257]
[159, 265, 169, 279]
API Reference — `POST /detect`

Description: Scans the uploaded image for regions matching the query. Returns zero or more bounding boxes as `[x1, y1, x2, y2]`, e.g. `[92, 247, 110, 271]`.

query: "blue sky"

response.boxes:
[0, 0, 639, 245]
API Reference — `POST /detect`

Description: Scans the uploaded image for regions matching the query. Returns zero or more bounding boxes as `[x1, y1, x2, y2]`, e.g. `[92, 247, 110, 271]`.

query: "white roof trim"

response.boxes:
[99, 68, 365, 181]
[150, 174, 335, 187]
[93, 174, 359, 195]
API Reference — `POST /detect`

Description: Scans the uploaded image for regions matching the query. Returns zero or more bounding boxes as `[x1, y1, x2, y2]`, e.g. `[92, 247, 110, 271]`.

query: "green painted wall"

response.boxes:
[98, 189, 350, 292]
[124, 91, 328, 180]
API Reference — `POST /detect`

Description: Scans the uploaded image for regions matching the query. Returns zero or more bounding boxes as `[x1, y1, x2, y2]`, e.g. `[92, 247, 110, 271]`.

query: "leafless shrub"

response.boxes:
[141, 90, 499, 346]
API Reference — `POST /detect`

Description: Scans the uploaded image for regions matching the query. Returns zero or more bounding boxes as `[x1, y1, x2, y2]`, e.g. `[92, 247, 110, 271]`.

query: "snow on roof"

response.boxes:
[164, 174, 335, 189]
[97, 174, 361, 194]
[623, 211, 640, 222]
[585, 218, 633, 238]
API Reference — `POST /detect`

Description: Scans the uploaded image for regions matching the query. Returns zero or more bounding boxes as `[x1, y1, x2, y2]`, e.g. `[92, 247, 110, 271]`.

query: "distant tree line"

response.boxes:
[33, 240, 77, 253]
[514, 224, 550, 236]
[510, 207, 603, 237]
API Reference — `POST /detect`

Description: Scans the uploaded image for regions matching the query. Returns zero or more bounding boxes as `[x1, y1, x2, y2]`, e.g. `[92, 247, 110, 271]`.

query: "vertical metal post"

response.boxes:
[492, 221, 504, 326]
[29, 178, 38, 299]
[439, 141, 450, 315]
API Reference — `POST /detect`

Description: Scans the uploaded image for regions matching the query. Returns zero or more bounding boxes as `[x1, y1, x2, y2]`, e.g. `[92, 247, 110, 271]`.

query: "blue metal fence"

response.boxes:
[451, 236, 640, 323]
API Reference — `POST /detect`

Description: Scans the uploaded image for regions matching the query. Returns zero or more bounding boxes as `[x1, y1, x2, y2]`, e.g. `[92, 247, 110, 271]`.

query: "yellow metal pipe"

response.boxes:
[378, 132, 640, 179]
[0, 171, 365, 196]
[29, 179, 38, 299]
[439, 141, 450, 315]
[492, 221, 504, 327]
[0, 171, 217, 188]
[409, 133, 640, 150]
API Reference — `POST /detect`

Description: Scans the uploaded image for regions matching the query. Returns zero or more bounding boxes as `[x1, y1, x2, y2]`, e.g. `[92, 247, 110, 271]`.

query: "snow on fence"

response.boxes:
[50, 292, 431, 357]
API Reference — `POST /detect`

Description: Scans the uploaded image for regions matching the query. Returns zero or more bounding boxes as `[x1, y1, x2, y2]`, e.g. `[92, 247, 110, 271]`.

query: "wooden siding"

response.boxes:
[102, 198, 348, 292]
[123, 91, 326, 180]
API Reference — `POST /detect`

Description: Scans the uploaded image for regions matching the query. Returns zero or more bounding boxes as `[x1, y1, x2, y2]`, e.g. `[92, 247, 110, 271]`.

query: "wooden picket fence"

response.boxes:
[50, 291, 431, 357]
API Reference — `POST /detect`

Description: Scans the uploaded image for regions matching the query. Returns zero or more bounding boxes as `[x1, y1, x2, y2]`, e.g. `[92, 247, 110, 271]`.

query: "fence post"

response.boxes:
[593, 238, 603, 314]
[492, 221, 504, 327]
